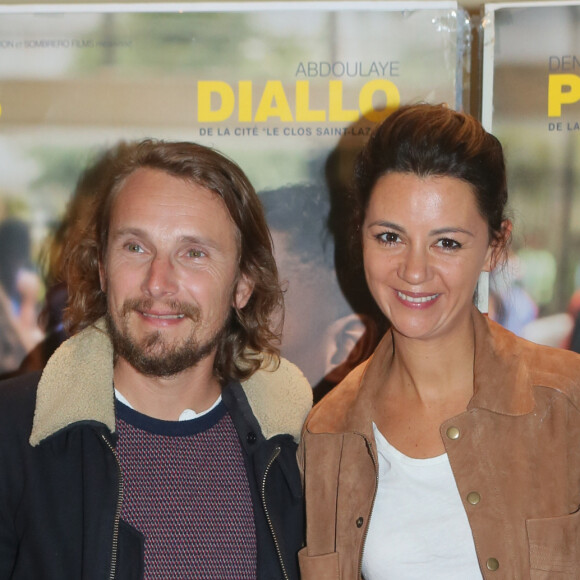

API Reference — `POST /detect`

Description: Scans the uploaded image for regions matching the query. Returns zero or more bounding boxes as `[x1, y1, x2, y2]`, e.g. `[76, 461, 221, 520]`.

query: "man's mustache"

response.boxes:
[121, 298, 201, 322]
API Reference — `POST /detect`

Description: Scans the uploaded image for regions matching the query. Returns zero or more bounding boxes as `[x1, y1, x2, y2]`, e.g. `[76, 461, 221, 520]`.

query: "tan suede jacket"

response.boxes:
[299, 307, 580, 579]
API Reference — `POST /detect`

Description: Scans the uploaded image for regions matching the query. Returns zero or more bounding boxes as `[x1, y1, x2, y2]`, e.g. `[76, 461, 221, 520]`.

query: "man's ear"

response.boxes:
[234, 273, 254, 310]
[98, 260, 107, 293]
[484, 219, 513, 272]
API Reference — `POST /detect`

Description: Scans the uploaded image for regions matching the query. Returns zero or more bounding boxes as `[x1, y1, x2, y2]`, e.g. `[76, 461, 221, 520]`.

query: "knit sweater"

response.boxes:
[116, 400, 257, 579]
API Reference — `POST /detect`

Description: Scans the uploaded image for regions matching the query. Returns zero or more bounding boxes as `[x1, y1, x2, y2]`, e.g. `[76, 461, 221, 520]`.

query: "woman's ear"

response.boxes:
[485, 219, 513, 272]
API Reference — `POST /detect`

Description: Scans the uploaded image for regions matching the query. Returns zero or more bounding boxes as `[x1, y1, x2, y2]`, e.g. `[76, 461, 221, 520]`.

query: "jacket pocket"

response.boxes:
[298, 547, 340, 580]
[527, 510, 580, 578]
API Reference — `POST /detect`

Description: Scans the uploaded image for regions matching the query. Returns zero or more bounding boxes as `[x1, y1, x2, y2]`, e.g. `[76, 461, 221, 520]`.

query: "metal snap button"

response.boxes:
[467, 492, 481, 505]
[446, 426, 460, 440]
[486, 558, 499, 571]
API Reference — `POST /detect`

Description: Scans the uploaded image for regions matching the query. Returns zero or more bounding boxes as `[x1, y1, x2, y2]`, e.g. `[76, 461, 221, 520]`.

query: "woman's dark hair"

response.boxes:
[353, 103, 509, 243]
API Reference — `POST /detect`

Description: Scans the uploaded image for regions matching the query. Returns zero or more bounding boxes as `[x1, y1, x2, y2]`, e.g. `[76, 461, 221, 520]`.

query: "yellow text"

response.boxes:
[197, 79, 400, 123]
[548, 74, 580, 117]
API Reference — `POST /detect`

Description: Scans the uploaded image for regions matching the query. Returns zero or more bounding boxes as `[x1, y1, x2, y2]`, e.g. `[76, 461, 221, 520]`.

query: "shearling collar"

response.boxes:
[30, 319, 312, 446]
[306, 306, 580, 436]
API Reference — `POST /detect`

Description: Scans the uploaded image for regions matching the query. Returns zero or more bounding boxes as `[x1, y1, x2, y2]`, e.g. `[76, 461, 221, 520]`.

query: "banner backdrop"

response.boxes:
[0, 2, 466, 388]
[482, 1, 580, 351]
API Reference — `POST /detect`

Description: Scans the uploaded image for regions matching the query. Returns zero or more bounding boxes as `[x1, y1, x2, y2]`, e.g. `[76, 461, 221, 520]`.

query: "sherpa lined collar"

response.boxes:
[30, 319, 312, 446]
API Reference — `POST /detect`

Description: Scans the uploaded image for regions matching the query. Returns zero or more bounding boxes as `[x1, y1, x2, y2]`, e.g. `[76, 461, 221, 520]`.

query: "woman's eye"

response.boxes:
[378, 232, 400, 245]
[437, 238, 461, 250]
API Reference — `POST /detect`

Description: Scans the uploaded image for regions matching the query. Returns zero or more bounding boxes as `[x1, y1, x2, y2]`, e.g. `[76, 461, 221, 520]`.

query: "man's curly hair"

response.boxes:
[61, 139, 283, 382]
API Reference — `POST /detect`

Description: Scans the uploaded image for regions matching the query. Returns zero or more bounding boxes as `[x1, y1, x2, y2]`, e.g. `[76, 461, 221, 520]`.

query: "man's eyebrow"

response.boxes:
[177, 234, 221, 250]
[110, 227, 147, 238]
[111, 228, 221, 250]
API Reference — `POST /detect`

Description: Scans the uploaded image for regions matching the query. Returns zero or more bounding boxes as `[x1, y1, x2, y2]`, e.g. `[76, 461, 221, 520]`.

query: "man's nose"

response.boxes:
[141, 255, 178, 298]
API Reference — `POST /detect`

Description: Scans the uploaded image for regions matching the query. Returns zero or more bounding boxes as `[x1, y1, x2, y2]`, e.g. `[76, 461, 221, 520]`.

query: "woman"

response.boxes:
[298, 104, 580, 579]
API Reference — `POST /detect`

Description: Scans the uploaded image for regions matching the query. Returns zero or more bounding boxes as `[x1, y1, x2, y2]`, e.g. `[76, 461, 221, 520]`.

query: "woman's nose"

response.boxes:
[398, 248, 431, 285]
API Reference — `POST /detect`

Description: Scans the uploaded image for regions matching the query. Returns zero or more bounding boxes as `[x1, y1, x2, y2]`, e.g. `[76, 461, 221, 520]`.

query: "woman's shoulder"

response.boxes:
[304, 357, 372, 432]
[522, 337, 580, 393]
[306, 330, 395, 433]
[488, 316, 580, 399]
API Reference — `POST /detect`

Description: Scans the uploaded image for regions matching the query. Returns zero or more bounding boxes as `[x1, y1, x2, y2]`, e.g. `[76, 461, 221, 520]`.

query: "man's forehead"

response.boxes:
[109, 167, 242, 249]
[115, 167, 213, 200]
[112, 169, 226, 217]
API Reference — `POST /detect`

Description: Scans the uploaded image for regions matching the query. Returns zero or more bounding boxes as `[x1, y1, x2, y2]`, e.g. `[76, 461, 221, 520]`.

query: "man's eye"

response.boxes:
[187, 249, 205, 258]
[127, 243, 143, 253]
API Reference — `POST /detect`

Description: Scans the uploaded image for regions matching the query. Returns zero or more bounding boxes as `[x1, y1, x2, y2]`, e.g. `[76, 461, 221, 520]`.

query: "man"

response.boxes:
[0, 140, 312, 579]
[260, 184, 379, 399]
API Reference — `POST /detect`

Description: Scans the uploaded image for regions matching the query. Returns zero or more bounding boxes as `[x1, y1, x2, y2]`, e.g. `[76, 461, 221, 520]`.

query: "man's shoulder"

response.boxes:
[0, 371, 40, 436]
[0, 371, 40, 405]
[239, 357, 312, 443]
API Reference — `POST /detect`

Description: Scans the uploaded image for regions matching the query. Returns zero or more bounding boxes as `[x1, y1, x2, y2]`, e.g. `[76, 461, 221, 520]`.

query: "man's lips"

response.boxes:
[140, 312, 186, 320]
[122, 298, 200, 322]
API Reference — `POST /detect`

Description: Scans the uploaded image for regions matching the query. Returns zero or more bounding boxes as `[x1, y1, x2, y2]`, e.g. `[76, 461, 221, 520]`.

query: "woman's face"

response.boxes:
[362, 172, 496, 342]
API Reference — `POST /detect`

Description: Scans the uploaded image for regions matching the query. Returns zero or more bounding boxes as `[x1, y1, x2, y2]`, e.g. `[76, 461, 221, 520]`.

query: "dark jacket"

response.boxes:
[0, 320, 312, 579]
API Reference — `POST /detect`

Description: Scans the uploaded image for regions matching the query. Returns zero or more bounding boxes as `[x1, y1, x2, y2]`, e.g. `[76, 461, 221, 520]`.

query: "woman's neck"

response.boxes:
[374, 315, 478, 458]
[387, 316, 477, 406]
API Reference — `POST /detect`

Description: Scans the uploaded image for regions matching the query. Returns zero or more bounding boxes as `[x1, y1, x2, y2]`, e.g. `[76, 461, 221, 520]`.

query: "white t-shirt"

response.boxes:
[114, 389, 222, 421]
[361, 423, 483, 580]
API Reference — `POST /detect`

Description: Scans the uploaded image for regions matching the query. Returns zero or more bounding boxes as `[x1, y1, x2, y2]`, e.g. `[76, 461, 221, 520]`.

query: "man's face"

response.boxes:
[100, 167, 252, 378]
[270, 229, 354, 386]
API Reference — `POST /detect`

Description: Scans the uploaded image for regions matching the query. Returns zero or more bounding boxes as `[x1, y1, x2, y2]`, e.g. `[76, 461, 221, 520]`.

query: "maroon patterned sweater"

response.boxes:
[115, 400, 257, 579]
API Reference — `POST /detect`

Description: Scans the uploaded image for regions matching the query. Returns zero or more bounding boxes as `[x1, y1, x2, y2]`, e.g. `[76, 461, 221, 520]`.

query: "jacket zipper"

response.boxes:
[260, 445, 289, 580]
[100, 433, 124, 580]
[357, 433, 379, 580]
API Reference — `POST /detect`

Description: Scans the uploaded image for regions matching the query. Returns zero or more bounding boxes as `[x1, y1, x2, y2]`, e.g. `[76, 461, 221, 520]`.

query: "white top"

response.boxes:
[114, 389, 222, 421]
[361, 423, 483, 580]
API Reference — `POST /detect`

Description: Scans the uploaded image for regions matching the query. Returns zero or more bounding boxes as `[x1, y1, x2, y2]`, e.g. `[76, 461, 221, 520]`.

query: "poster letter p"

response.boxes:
[548, 74, 580, 117]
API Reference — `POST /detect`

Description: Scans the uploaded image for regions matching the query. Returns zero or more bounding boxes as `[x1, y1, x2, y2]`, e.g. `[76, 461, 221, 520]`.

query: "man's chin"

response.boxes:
[121, 344, 212, 377]
[128, 355, 192, 378]
[106, 311, 225, 378]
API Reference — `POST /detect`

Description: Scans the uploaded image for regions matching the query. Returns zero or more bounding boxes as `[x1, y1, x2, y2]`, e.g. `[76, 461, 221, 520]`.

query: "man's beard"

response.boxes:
[106, 298, 227, 378]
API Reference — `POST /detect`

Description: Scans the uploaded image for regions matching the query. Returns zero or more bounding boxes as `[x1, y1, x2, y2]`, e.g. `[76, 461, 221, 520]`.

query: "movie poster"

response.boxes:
[482, 2, 580, 351]
[0, 2, 466, 389]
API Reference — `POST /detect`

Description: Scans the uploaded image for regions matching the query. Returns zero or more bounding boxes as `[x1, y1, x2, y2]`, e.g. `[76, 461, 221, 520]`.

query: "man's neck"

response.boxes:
[113, 357, 222, 421]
